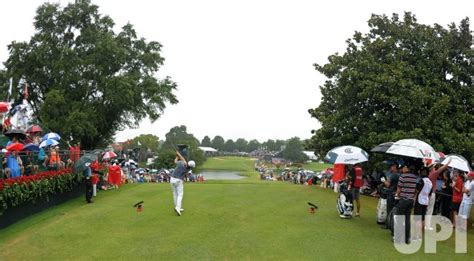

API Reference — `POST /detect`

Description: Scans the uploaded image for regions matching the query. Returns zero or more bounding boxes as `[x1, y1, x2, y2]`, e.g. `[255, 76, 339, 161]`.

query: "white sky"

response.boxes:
[0, 0, 472, 143]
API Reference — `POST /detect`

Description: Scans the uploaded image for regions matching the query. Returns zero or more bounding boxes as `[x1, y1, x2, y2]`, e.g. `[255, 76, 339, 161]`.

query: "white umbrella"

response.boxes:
[325, 145, 369, 164]
[442, 154, 472, 172]
[385, 139, 439, 162]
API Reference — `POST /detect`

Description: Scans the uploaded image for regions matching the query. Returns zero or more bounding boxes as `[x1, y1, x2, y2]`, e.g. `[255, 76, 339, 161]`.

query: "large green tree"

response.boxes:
[309, 13, 473, 160]
[235, 138, 248, 152]
[161, 125, 204, 166]
[0, 0, 177, 149]
[247, 139, 261, 152]
[122, 134, 160, 153]
[224, 139, 236, 152]
[281, 137, 308, 163]
[211, 135, 225, 151]
[201, 136, 212, 147]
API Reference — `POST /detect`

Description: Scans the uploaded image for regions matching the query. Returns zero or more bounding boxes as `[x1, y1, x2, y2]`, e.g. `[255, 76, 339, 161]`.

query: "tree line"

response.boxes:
[122, 125, 311, 168]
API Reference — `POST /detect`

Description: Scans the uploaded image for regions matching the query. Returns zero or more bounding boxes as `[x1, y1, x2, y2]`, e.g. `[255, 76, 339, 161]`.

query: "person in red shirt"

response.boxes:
[90, 159, 100, 172]
[451, 170, 464, 227]
[91, 173, 99, 197]
[67, 141, 81, 168]
[425, 159, 451, 230]
[107, 160, 121, 189]
[348, 163, 364, 217]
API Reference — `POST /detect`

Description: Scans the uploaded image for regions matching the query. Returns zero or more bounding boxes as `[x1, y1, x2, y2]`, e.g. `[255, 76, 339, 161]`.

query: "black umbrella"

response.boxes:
[370, 142, 394, 153]
[4, 129, 27, 141]
[73, 153, 99, 174]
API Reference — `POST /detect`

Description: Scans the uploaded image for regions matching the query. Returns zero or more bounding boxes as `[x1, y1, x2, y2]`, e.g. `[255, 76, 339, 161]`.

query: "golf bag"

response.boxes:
[337, 182, 353, 218]
[376, 198, 387, 224]
[388, 199, 400, 234]
[376, 184, 389, 224]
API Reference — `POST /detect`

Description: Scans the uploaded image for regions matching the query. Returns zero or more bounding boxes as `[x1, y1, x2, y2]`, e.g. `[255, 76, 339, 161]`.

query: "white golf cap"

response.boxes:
[188, 160, 196, 168]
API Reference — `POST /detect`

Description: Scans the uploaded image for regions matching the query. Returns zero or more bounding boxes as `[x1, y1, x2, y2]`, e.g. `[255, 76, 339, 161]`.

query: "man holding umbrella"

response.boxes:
[425, 159, 451, 230]
[75, 152, 99, 203]
[170, 150, 195, 216]
[83, 162, 93, 203]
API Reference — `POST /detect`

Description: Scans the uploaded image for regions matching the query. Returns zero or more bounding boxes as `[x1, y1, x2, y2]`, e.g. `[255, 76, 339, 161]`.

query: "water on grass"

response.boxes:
[200, 171, 244, 180]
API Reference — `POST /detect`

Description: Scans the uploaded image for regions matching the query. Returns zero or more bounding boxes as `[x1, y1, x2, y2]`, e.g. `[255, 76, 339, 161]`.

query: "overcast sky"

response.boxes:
[0, 0, 472, 143]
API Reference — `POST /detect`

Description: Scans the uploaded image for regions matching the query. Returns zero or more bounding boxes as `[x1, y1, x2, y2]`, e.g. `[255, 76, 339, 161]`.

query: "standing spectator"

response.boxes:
[459, 172, 474, 225]
[48, 146, 64, 170]
[413, 167, 433, 241]
[83, 163, 93, 203]
[451, 170, 464, 228]
[394, 161, 418, 244]
[440, 171, 453, 219]
[348, 163, 363, 217]
[108, 160, 121, 189]
[67, 141, 81, 168]
[384, 161, 400, 225]
[3, 151, 22, 178]
[91, 172, 99, 197]
[425, 160, 451, 230]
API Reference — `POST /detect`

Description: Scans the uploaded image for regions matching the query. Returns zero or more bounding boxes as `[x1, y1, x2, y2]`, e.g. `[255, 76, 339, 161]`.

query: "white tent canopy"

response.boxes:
[199, 146, 218, 152]
[303, 151, 317, 160]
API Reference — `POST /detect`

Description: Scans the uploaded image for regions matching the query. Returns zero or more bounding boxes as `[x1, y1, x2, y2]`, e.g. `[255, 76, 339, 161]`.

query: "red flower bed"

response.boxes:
[0, 168, 83, 215]
[0, 169, 72, 189]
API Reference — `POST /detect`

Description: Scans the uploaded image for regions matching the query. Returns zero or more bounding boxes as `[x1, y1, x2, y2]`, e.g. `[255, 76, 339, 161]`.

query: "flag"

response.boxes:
[8, 78, 12, 97]
[23, 83, 29, 100]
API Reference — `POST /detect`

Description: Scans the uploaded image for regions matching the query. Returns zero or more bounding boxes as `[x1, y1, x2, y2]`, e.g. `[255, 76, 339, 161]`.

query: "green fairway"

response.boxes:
[198, 156, 256, 177]
[303, 162, 333, 172]
[0, 157, 473, 260]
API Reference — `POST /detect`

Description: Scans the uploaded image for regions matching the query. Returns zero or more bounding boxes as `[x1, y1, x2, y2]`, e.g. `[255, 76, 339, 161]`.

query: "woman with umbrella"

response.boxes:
[26, 124, 43, 145]
[3, 142, 24, 178]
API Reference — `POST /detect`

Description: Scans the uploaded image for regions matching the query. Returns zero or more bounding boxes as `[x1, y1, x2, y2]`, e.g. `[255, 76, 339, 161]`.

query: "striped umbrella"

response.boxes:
[102, 151, 118, 160]
[40, 139, 59, 148]
[42, 132, 61, 142]
[26, 125, 43, 134]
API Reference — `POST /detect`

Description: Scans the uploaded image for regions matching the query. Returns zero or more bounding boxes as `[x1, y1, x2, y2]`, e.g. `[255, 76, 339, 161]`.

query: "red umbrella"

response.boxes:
[103, 151, 118, 160]
[0, 102, 10, 113]
[6, 142, 24, 152]
[26, 125, 44, 134]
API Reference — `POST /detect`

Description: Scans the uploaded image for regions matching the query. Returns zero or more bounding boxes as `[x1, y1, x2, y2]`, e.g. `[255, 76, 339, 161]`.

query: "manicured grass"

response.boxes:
[0, 157, 473, 260]
[198, 156, 256, 177]
[303, 162, 333, 172]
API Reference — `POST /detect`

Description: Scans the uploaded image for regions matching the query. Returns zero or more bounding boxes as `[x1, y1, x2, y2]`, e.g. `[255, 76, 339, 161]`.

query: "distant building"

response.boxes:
[198, 146, 218, 156]
[303, 151, 317, 161]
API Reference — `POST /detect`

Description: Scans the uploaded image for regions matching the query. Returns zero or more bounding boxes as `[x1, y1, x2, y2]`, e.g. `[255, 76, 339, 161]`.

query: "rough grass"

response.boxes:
[0, 157, 473, 260]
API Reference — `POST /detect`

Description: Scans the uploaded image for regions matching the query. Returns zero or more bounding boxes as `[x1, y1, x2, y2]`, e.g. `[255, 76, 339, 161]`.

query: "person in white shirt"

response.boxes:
[413, 167, 433, 241]
[459, 172, 474, 220]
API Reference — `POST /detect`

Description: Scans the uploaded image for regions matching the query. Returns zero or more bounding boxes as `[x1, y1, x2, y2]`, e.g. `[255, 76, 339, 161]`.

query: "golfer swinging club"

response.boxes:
[171, 150, 195, 216]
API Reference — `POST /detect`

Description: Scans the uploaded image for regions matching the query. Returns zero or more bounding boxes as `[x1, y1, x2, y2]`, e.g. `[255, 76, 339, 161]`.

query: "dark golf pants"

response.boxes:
[395, 199, 414, 243]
